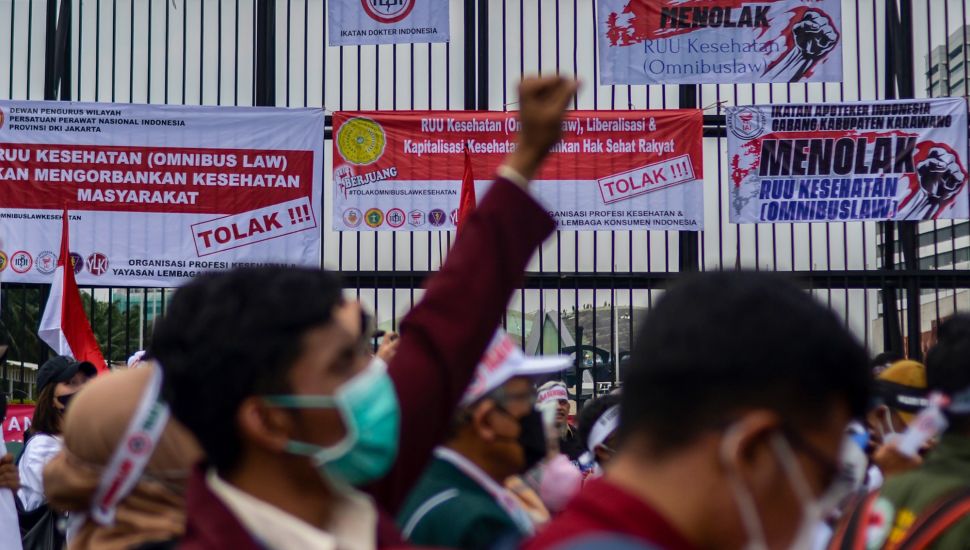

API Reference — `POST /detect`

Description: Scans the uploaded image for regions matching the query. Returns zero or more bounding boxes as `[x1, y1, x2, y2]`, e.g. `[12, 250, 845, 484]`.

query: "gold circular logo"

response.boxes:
[337, 117, 386, 165]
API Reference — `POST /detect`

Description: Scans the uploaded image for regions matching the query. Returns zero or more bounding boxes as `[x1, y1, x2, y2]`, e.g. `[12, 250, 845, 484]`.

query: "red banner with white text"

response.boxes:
[2, 404, 35, 444]
[332, 110, 704, 231]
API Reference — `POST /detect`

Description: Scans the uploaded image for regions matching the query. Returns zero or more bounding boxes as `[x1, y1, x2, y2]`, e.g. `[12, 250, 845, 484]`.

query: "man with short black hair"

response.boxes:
[397, 332, 569, 549]
[151, 75, 579, 549]
[526, 272, 870, 550]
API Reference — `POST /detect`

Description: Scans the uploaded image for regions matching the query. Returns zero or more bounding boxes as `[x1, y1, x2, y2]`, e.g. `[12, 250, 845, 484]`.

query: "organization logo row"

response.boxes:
[0, 250, 109, 276]
[342, 207, 459, 229]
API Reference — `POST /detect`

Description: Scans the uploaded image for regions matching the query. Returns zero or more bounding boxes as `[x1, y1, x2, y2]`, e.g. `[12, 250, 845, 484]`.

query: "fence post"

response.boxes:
[678, 85, 700, 273]
[255, 0, 277, 107]
[476, 0, 488, 111]
[44, 0, 71, 101]
[882, 0, 921, 359]
[463, 0, 478, 110]
[36, 0, 72, 378]
[573, 326, 584, 411]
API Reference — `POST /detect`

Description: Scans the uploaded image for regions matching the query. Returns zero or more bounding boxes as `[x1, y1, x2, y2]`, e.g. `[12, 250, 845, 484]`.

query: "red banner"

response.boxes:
[3, 404, 35, 444]
[0, 144, 313, 215]
[332, 110, 705, 231]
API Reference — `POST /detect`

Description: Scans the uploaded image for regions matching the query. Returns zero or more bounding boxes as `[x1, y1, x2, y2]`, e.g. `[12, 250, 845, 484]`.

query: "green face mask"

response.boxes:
[264, 358, 400, 487]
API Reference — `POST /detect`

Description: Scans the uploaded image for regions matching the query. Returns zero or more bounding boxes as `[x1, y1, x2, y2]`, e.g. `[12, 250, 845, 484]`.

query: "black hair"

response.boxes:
[578, 393, 621, 452]
[924, 314, 970, 433]
[871, 351, 903, 372]
[150, 266, 344, 473]
[620, 271, 870, 457]
[31, 383, 62, 436]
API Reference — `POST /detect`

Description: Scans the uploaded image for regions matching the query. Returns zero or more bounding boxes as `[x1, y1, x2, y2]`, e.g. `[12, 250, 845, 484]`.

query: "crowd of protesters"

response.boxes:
[0, 75, 969, 550]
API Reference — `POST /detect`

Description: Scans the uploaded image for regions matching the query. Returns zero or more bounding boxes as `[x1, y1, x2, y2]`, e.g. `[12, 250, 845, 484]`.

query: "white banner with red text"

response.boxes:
[0, 101, 323, 287]
[332, 110, 704, 231]
[597, 0, 843, 85]
[727, 98, 969, 223]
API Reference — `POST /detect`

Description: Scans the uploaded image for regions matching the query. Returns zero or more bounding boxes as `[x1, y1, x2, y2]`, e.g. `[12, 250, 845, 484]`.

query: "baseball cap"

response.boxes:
[461, 331, 571, 406]
[876, 359, 928, 424]
[36, 355, 98, 393]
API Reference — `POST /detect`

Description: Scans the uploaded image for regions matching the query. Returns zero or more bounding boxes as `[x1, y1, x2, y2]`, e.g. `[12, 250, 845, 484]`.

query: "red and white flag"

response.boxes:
[38, 210, 107, 372]
[456, 143, 477, 235]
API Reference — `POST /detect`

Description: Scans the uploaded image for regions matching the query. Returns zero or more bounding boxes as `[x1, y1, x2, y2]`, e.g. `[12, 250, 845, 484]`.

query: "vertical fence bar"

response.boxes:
[463, 0, 476, 111]
[678, 84, 699, 273]
[255, 0, 275, 107]
[883, 0, 921, 359]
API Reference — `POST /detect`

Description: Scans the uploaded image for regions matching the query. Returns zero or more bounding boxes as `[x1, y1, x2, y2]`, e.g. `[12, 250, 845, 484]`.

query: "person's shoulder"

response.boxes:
[403, 486, 511, 529]
[880, 466, 964, 506]
[931, 516, 970, 550]
[871, 473, 970, 550]
[24, 433, 58, 448]
[541, 535, 664, 550]
[400, 487, 518, 546]
[20, 433, 60, 461]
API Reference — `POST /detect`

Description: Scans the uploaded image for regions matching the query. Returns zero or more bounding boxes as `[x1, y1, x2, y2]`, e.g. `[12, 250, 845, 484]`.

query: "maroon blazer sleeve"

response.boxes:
[365, 177, 555, 514]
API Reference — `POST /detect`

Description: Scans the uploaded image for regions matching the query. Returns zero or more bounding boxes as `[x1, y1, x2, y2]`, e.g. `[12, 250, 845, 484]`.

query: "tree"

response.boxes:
[0, 286, 143, 366]
[80, 291, 143, 363]
[0, 286, 43, 365]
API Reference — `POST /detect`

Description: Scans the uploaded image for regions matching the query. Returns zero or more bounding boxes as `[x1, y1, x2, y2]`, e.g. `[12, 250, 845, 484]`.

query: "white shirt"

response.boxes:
[206, 469, 377, 550]
[0, 440, 23, 550]
[17, 433, 62, 512]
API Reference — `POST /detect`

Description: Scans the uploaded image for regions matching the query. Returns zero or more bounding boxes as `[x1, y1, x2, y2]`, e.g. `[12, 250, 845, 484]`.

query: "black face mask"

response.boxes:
[516, 408, 547, 472]
[56, 391, 77, 408]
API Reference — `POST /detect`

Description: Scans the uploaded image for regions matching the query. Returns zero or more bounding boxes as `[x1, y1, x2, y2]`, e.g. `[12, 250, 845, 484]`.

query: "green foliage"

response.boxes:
[80, 292, 144, 363]
[0, 286, 144, 365]
[1, 286, 42, 365]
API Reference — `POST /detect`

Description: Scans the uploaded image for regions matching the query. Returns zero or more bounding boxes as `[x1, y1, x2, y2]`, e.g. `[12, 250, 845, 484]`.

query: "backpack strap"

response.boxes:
[893, 487, 970, 550]
[827, 489, 881, 550]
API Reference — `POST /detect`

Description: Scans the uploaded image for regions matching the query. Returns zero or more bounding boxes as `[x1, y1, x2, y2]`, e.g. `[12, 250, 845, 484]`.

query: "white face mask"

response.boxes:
[722, 430, 840, 550]
[770, 436, 828, 550]
[879, 408, 899, 440]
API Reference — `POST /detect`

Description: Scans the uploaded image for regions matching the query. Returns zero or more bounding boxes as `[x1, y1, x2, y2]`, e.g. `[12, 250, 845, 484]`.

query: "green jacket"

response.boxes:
[397, 455, 525, 549]
[872, 434, 970, 549]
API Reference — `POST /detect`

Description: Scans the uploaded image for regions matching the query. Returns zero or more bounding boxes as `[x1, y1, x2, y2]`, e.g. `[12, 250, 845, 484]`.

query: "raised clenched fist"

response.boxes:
[792, 11, 838, 59]
[917, 147, 966, 202]
[502, 76, 580, 185]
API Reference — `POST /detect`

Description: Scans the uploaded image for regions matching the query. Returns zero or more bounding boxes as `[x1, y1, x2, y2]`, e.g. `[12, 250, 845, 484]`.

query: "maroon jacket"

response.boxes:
[178, 178, 556, 549]
[523, 478, 698, 550]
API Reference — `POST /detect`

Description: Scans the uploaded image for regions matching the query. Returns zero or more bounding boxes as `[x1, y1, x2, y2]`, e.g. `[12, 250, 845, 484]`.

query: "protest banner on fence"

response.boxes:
[726, 98, 969, 223]
[329, 0, 449, 46]
[2, 404, 34, 444]
[597, 0, 843, 85]
[0, 101, 324, 287]
[332, 110, 704, 231]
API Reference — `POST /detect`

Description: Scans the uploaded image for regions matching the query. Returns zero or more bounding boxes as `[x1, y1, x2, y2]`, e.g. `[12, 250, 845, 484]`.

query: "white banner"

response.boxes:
[597, 0, 843, 85]
[329, 0, 449, 46]
[727, 98, 970, 223]
[0, 101, 324, 287]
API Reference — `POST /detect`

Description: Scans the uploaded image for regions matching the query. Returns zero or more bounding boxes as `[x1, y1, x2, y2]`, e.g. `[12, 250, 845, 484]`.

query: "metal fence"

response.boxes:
[1, 0, 968, 399]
